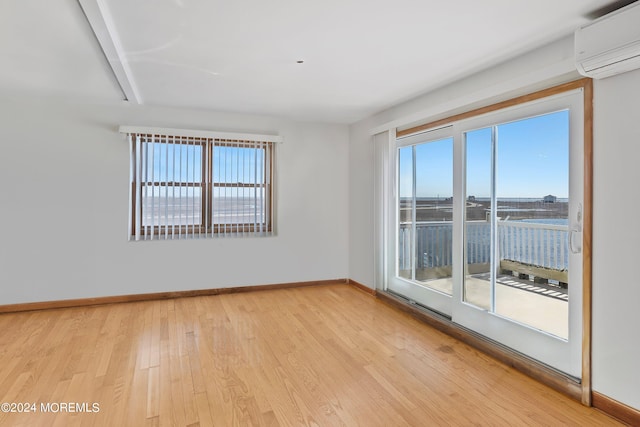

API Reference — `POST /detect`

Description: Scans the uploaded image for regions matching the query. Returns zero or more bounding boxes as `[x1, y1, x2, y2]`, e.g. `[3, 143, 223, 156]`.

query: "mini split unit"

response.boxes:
[575, 1, 640, 79]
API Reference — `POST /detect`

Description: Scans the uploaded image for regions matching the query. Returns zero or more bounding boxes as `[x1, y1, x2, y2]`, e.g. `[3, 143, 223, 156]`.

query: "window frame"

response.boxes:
[133, 136, 207, 238]
[128, 132, 275, 239]
[209, 139, 274, 235]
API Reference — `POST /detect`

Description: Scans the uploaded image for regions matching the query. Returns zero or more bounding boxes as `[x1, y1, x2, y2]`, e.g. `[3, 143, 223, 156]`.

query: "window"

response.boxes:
[124, 128, 278, 240]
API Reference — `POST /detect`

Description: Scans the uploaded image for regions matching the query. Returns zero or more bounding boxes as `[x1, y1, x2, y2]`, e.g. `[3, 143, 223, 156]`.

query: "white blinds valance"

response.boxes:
[119, 126, 283, 144]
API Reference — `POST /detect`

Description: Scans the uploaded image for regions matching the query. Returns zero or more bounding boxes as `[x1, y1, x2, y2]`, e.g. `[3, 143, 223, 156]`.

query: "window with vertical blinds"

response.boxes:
[123, 127, 279, 240]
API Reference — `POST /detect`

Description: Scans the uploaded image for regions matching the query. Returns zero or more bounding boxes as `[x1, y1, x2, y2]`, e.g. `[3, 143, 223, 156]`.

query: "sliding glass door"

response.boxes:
[456, 98, 583, 377]
[463, 111, 572, 337]
[387, 88, 585, 377]
[388, 127, 454, 316]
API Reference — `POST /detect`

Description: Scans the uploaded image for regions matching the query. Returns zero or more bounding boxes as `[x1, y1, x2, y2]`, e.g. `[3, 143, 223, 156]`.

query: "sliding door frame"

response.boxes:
[387, 126, 455, 317]
[392, 78, 593, 405]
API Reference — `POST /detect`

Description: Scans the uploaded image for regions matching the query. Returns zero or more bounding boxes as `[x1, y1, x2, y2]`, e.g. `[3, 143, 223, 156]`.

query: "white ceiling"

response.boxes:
[0, 0, 622, 123]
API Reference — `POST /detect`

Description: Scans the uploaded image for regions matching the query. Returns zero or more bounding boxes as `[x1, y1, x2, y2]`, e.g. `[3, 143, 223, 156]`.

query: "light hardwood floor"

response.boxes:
[0, 284, 621, 426]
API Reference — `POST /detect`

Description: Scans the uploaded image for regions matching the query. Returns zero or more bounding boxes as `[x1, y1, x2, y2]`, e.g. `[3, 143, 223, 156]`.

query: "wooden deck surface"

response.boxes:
[0, 284, 621, 426]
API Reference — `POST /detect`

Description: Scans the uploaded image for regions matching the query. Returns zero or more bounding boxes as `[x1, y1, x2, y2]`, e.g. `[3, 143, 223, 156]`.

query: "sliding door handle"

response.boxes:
[569, 226, 582, 254]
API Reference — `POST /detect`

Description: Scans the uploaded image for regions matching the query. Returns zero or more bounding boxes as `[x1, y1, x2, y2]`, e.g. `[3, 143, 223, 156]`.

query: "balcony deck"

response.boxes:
[398, 216, 572, 339]
[419, 274, 568, 339]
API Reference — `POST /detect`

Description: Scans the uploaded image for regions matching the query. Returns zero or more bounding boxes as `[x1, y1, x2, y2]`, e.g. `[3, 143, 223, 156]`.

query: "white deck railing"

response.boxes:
[498, 220, 568, 271]
[399, 220, 569, 271]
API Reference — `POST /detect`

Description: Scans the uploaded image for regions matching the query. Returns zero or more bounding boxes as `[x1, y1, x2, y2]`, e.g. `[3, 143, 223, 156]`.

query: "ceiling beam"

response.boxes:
[77, 0, 142, 103]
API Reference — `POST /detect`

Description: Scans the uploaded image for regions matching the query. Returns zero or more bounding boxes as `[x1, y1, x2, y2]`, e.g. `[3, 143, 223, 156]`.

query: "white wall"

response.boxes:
[0, 94, 349, 304]
[349, 36, 640, 410]
[592, 68, 640, 410]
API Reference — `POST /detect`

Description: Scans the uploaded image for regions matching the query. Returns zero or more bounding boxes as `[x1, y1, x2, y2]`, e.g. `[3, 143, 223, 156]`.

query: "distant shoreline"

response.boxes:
[400, 197, 569, 202]
[400, 198, 568, 222]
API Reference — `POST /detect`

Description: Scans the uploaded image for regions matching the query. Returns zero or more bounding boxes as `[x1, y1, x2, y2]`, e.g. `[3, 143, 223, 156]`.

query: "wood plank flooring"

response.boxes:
[0, 284, 621, 426]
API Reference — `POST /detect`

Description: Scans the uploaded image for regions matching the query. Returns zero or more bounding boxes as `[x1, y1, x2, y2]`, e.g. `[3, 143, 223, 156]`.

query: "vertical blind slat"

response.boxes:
[214, 141, 219, 237]
[171, 138, 176, 238]
[132, 135, 141, 241]
[178, 138, 183, 239]
[256, 141, 261, 234]
[261, 141, 266, 235]
[143, 137, 149, 240]
[186, 136, 191, 238]
[205, 139, 209, 238]
[222, 141, 227, 237]
[166, 138, 170, 239]
[141, 137, 146, 240]
[152, 136, 156, 239]
[253, 140, 258, 232]
[267, 141, 271, 235]
[190, 137, 195, 238]
[242, 143, 246, 237]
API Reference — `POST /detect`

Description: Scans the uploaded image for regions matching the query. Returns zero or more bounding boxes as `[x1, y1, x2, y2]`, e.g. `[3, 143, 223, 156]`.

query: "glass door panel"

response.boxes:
[454, 92, 583, 378]
[464, 127, 493, 310]
[414, 140, 454, 295]
[462, 112, 570, 339]
[494, 112, 570, 339]
[389, 131, 454, 317]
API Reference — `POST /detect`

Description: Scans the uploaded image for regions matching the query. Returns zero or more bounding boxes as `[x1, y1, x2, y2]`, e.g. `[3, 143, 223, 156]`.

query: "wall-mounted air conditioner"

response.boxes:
[575, 1, 640, 79]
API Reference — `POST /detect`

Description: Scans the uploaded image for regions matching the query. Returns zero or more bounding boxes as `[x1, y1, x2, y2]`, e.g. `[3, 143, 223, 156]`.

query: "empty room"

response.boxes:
[1, 0, 639, 425]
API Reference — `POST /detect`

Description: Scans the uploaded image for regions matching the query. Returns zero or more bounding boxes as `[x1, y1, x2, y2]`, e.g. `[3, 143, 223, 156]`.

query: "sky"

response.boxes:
[143, 143, 265, 198]
[399, 110, 569, 199]
[145, 144, 264, 183]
